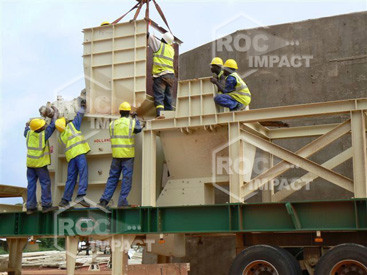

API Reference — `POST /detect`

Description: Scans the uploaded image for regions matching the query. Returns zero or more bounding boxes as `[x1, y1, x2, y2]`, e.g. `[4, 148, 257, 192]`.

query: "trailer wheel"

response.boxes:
[315, 243, 367, 275]
[229, 245, 302, 275]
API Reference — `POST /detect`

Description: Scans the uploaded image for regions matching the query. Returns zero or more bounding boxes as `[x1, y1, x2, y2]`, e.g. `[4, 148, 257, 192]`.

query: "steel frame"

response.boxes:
[0, 199, 366, 237]
[143, 98, 367, 205]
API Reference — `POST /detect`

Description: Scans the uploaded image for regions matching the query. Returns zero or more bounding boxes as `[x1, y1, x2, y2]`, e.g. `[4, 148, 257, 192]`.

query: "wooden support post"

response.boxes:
[351, 111, 367, 197]
[142, 130, 157, 206]
[228, 123, 256, 202]
[111, 235, 136, 275]
[66, 236, 79, 275]
[7, 238, 27, 275]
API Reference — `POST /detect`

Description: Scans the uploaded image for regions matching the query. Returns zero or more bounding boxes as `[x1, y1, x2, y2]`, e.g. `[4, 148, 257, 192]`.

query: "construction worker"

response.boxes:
[212, 59, 251, 111]
[99, 102, 143, 208]
[56, 99, 90, 208]
[25, 107, 58, 214]
[210, 57, 225, 86]
[148, 31, 175, 118]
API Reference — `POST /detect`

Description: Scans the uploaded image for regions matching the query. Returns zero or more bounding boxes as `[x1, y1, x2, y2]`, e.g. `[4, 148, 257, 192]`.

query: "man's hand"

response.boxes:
[80, 99, 87, 109]
[26, 121, 30, 127]
[51, 106, 59, 120]
[210, 77, 217, 84]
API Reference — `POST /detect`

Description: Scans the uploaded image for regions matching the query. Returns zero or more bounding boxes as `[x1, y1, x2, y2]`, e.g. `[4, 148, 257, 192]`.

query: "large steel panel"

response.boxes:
[83, 20, 149, 115]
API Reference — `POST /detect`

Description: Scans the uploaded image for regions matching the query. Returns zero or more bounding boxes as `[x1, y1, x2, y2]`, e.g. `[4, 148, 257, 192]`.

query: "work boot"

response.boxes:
[26, 208, 37, 215]
[58, 199, 70, 208]
[98, 200, 109, 210]
[42, 206, 59, 213]
[231, 103, 245, 111]
[75, 196, 90, 207]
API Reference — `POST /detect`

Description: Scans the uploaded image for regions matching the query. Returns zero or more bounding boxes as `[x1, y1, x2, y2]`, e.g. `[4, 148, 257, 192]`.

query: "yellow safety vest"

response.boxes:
[152, 42, 175, 75]
[26, 130, 51, 168]
[110, 117, 136, 158]
[218, 71, 224, 79]
[60, 122, 90, 162]
[226, 72, 252, 106]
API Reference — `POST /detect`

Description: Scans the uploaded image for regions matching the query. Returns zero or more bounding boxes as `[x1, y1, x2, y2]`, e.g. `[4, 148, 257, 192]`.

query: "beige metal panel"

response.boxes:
[83, 20, 148, 115]
[159, 128, 228, 179]
[176, 77, 217, 119]
[157, 179, 215, 206]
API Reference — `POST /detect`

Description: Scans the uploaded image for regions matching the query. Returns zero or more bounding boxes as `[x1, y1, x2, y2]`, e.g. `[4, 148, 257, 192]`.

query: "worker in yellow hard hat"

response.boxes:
[24, 107, 59, 214]
[56, 98, 90, 208]
[210, 57, 225, 87]
[101, 21, 110, 26]
[98, 101, 143, 208]
[147, 27, 176, 118]
[211, 59, 251, 111]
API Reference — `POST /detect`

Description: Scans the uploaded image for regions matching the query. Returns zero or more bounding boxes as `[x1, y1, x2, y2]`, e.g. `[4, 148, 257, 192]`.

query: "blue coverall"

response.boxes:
[25, 121, 56, 210]
[100, 118, 142, 206]
[62, 109, 88, 202]
[214, 75, 243, 110]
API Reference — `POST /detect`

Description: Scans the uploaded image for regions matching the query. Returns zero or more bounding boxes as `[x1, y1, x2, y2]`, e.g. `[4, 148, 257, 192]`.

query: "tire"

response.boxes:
[315, 243, 367, 275]
[229, 245, 302, 275]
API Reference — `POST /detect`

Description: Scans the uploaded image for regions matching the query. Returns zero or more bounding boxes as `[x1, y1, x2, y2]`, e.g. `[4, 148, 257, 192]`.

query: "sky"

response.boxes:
[0, 0, 366, 204]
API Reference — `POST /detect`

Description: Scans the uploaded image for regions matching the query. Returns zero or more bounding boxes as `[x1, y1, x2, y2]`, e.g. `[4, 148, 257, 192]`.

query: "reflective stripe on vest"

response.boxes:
[26, 130, 51, 168]
[153, 43, 175, 75]
[227, 72, 252, 106]
[110, 117, 136, 158]
[60, 122, 90, 162]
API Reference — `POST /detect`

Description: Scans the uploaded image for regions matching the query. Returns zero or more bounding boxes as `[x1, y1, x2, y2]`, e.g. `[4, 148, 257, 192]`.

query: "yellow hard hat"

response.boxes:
[30, 119, 46, 131]
[101, 21, 110, 26]
[119, 102, 131, 111]
[224, 59, 238, 70]
[210, 57, 223, 66]
[55, 117, 66, 133]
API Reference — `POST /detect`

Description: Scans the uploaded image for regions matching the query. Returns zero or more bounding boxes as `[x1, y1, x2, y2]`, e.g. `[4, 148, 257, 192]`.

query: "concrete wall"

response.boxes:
[179, 12, 367, 202]
[179, 12, 367, 107]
